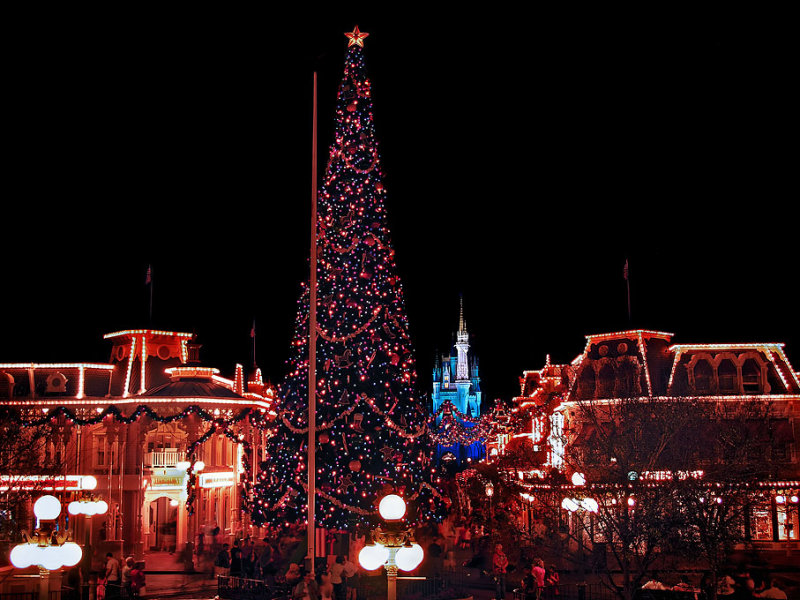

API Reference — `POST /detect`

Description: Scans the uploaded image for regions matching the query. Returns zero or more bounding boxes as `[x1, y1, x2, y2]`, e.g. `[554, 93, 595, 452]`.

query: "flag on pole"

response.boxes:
[250, 320, 256, 338]
[623, 259, 629, 281]
[146, 265, 152, 285]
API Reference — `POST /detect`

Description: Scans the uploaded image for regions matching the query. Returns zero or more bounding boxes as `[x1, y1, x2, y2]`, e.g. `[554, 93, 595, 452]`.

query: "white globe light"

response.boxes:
[358, 543, 389, 571]
[193, 461, 205, 472]
[378, 494, 406, 521]
[395, 543, 424, 572]
[96, 500, 109, 515]
[582, 498, 599, 513]
[571, 472, 586, 486]
[39, 545, 63, 570]
[10, 544, 34, 569]
[561, 497, 580, 512]
[81, 502, 97, 516]
[61, 542, 83, 567]
[68, 501, 81, 516]
[81, 475, 98, 490]
[34, 496, 62, 521]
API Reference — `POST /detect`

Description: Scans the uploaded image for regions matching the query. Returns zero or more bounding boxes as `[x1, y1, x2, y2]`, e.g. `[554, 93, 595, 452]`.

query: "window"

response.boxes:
[693, 360, 713, 393]
[742, 359, 762, 393]
[718, 360, 737, 394]
[777, 503, 799, 541]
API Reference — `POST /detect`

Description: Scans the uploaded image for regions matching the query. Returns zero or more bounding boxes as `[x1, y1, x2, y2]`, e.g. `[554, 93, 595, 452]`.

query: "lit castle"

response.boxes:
[431, 299, 484, 463]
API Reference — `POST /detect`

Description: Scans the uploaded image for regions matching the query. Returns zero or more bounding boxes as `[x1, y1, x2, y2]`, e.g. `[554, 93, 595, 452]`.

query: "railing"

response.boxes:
[144, 451, 185, 468]
[217, 575, 291, 600]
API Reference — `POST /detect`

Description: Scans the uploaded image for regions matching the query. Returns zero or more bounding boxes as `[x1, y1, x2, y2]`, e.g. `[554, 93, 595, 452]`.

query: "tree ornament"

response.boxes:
[348, 459, 362, 472]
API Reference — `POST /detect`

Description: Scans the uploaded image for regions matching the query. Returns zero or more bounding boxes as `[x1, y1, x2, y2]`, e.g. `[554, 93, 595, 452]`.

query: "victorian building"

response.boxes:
[494, 329, 799, 558]
[0, 329, 275, 572]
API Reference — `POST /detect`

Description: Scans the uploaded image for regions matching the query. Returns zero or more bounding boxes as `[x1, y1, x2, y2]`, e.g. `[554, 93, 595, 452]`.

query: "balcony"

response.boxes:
[145, 450, 186, 468]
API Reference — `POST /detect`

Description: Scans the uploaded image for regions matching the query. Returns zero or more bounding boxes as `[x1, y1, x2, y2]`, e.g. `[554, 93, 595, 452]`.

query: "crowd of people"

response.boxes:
[206, 524, 359, 600]
[641, 567, 789, 600]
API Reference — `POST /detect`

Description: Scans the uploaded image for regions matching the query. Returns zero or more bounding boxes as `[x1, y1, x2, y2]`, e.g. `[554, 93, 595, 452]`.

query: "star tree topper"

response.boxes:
[345, 25, 369, 47]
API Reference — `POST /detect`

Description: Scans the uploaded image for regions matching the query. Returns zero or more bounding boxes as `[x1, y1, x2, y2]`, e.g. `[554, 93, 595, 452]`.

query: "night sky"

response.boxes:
[3, 9, 795, 403]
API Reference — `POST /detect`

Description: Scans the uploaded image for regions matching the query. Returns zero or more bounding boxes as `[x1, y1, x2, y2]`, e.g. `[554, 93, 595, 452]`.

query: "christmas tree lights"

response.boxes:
[251, 28, 448, 531]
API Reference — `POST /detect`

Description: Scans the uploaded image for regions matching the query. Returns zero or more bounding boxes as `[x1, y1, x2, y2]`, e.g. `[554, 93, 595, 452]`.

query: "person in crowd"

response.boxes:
[230, 539, 242, 577]
[642, 572, 669, 591]
[330, 555, 346, 600]
[546, 564, 560, 598]
[492, 543, 509, 600]
[427, 536, 443, 577]
[214, 543, 231, 577]
[258, 540, 276, 582]
[104, 553, 121, 599]
[673, 575, 700, 600]
[718, 571, 737, 596]
[240, 537, 253, 577]
[285, 562, 303, 587]
[755, 579, 787, 600]
[342, 554, 358, 600]
[531, 558, 546, 596]
[129, 561, 146, 599]
[121, 556, 134, 598]
[318, 569, 334, 600]
[292, 568, 320, 600]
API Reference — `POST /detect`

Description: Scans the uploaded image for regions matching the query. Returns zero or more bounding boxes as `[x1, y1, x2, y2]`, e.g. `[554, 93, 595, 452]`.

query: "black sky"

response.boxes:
[2, 9, 796, 402]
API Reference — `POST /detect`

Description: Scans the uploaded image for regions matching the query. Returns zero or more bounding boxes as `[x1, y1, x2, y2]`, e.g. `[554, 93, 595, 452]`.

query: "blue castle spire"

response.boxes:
[431, 297, 485, 464]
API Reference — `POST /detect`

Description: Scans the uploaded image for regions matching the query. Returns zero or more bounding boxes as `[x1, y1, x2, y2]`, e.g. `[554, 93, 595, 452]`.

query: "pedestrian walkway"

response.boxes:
[136, 551, 217, 599]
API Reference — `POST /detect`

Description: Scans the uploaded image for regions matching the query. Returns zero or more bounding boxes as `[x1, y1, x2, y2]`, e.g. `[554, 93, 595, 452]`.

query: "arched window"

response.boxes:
[718, 359, 738, 394]
[694, 360, 713, 393]
[616, 360, 637, 398]
[597, 364, 616, 398]
[576, 367, 596, 400]
[742, 358, 762, 393]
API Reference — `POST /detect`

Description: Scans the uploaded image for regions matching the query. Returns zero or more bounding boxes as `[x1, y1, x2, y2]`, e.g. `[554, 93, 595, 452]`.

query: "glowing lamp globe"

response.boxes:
[193, 461, 205, 473]
[561, 497, 580, 512]
[582, 498, 599, 513]
[61, 542, 83, 567]
[96, 500, 109, 515]
[81, 475, 98, 490]
[571, 472, 586, 486]
[358, 543, 389, 571]
[34, 495, 62, 521]
[378, 494, 406, 521]
[10, 543, 34, 569]
[395, 543, 424, 572]
[68, 501, 81, 516]
[39, 545, 63, 570]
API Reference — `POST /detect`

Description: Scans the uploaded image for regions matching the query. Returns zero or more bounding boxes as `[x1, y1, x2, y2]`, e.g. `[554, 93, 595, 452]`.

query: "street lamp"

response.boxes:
[10, 495, 83, 600]
[485, 482, 494, 539]
[358, 494, 424, 600]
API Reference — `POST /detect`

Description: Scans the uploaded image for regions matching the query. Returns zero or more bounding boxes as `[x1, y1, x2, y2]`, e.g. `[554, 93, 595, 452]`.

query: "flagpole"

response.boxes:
[307, 70, 318, 575]
[625, 259, 631, 323]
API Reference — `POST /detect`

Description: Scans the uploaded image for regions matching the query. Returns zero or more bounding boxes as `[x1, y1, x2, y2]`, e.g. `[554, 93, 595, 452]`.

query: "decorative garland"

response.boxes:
[275, 393, 427, 440]
[315, 307, 383, 343]
[2, 404, 257, 428]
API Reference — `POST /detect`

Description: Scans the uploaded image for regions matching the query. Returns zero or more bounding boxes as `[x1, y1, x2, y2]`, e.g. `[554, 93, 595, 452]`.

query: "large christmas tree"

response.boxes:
[252, 27, 447, 531]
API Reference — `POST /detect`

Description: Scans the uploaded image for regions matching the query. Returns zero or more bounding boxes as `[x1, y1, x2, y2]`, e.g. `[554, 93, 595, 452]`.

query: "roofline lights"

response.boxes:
[103, 330, 194, 339]
[0, 363, 115, 370]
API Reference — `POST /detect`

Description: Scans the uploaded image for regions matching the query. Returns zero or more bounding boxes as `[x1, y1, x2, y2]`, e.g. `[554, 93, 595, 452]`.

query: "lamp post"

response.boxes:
[67, 475, 106, 599]
[485, 482, 494, 540]
[358, 494, 424, 600]
[10, 495, 83, 600]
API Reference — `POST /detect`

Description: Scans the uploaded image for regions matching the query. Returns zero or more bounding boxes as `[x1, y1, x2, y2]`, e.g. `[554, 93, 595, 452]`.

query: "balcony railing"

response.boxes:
[145, 451, 186, 468]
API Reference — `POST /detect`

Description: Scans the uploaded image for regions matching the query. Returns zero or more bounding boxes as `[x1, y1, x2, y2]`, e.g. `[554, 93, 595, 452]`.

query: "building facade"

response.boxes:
[0, 329, 275, 571]
[498, 329, 799, 557]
